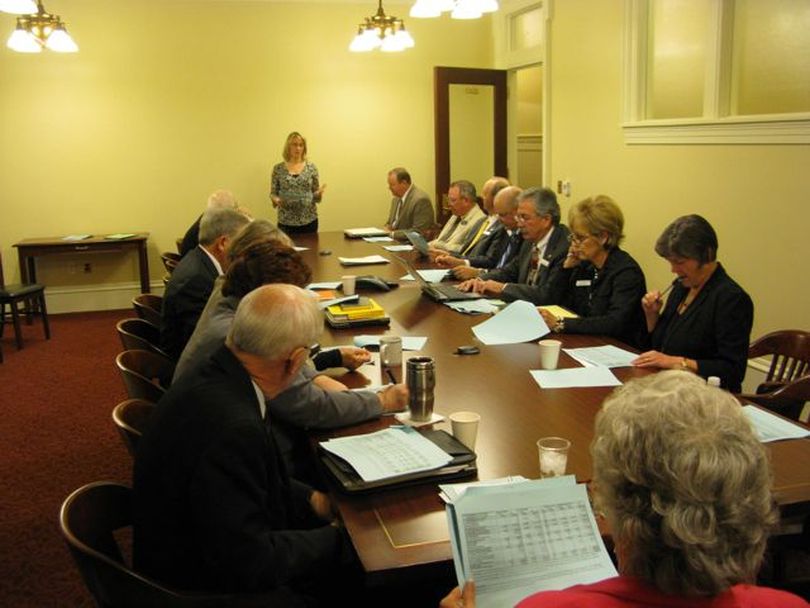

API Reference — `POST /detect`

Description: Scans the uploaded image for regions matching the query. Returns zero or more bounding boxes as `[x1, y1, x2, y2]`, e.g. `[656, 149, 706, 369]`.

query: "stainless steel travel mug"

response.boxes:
[406, 356, 435, 422]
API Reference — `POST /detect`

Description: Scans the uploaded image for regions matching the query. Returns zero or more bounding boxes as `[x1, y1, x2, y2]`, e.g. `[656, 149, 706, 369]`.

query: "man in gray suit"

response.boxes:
[384, 167, 435, 240]
[458, 187, 570, 305]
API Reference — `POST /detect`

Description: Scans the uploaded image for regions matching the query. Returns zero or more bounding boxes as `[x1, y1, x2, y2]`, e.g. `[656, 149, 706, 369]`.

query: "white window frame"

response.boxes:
[623, 0, 810, 144]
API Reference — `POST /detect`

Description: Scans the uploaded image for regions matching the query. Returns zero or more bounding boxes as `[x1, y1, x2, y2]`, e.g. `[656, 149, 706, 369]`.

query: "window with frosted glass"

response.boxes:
[731, 0, 810, 115]
[511, 6, 543, 52]
[646, 0, 711, 119]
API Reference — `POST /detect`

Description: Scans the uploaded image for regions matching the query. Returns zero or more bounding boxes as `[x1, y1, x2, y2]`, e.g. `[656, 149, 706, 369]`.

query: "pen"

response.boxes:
[657, 282, 675, 301]
[386, 368, 397, 384]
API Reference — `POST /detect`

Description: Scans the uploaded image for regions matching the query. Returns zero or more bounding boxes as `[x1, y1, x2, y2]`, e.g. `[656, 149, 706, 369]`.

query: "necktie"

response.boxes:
[497, 234, 518, 268]
[527, 246, 541, 285]
[392, 198, 403, 228]
[462, 220, 488, 255]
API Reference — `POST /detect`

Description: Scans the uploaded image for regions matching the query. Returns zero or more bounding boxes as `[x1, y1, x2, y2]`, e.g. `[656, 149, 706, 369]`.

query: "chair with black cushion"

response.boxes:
[59, 481, 298, 607]
[116, 318, 168, 358]
[115, 349, 175, 403]
[112, 399, 156, 457]
[132, 294, 163, 327]
[0, 253, 51, 350]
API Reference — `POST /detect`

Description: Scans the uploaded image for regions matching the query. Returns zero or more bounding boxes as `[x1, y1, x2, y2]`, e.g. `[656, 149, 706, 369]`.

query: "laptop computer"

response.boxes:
[405, 231, 430, 257]
[394, 255, 480, 302]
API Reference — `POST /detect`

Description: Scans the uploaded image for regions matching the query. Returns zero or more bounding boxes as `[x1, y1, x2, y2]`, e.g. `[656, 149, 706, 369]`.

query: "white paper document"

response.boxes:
[400, 269, 450, 283]
[439, 475, 530, 503]
[307, 281, 342, 290]
[319, 427, 452, 482]
[344, 227, 389, 237]
[363, 236, 395, 243]
[472, 300, 550, 345]
[530, 367, 622, 388]
[446, 480, 617, 608]
[742, 405, 810, 442]
[563, 345, 638, 368]
[444, 299, 502, 315]
[338, 255, 390, 266]
[383, 244, 414, 252]
[353, 335, 428, 351]
[317, 295, 359, 309]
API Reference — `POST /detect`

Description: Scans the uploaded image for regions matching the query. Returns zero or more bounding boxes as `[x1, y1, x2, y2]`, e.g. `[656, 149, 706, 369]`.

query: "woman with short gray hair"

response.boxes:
[441, 372, 806, 607]
[632, 214, 753, 392]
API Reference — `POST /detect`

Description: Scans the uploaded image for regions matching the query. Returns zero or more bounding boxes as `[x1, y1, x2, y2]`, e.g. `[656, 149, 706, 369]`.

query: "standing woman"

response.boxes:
[270, 131, 326, 234]
[539, 195, 646, 348]
[632, 214, 754, 392]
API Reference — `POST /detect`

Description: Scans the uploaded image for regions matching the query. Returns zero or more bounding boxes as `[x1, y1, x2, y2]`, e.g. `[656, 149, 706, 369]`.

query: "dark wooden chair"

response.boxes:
[160, 252, 181, 275]
[116, 318, 168, 359]
[749, 329, 810, 390]
[132, 294, 163, 327]
[112, 399, 156, 457]
[739, 375, 810, 422]
[59, 481, 296, 607]
[0, 253, 51, 350]
[115, 349, 174, 403]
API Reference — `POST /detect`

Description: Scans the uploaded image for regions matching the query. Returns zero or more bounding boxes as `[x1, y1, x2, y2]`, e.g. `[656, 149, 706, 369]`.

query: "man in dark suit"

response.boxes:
[459, 187, 570, 305]
[135, 284, 350, 602]
[384, 167, 435, 240]
[436, 184, 522, 280]
[178, 189, 241, 257]
[160, 207, 250, 359]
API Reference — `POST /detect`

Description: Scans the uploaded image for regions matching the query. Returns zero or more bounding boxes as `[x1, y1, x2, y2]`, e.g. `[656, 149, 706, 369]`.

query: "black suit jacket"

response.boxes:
[160, 246, 219, 360]
[460, 222, 509, 269]
[482, 224, 571, 304]
[133, 346, 342, 596]
[556, 247, 647, 348]
[646, 263, 753, 392]
[178, 215, 202, 257]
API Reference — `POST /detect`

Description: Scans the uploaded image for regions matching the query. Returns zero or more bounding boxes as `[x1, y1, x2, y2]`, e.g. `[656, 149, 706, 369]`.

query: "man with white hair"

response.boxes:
[179, 189, 244, 257]
[135, 284, 350, 602]
[161, 206, 250, 359]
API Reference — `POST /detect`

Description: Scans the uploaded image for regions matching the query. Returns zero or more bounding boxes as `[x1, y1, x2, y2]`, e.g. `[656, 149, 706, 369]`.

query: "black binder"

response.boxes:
[319, 429, 477, 494]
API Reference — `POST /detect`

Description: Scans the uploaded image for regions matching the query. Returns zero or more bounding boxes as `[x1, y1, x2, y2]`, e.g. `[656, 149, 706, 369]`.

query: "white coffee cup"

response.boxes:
[538, 339, 562, 370]
[450, 411, 481, 451]
[342, 275, 356, 296]
[379, 335, 402, 367]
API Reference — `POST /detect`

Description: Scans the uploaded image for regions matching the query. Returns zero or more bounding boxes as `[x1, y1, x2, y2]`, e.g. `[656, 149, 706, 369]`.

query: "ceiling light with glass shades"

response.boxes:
[1, 0, 78, 53]
[349, 0, 414, 53]
[410, 0, 498, 20]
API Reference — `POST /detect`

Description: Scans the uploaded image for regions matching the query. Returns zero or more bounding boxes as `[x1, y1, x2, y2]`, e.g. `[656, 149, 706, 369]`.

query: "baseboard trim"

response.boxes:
[44, 282, 165, 314]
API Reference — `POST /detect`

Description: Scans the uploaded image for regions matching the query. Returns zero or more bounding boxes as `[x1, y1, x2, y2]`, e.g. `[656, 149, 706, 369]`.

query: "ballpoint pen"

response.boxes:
[657, 282, 675, 301]
[386, 368, 397, 384]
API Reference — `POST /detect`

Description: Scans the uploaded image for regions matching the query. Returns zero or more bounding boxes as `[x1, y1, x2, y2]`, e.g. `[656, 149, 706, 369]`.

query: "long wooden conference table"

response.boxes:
[294, 231, 810, 587]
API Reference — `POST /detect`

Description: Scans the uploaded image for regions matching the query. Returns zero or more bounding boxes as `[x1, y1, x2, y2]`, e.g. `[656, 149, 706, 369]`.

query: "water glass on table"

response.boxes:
[537, 436, 570, 478]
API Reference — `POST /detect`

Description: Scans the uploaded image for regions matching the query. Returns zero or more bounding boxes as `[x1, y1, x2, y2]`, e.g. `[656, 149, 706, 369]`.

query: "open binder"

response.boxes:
[320, 429, 477, 494]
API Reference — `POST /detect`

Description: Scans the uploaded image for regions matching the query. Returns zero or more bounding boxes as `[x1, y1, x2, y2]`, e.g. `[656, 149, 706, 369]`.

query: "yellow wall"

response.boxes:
[0, 0, 492, 287]
[547, 0, 810, 337]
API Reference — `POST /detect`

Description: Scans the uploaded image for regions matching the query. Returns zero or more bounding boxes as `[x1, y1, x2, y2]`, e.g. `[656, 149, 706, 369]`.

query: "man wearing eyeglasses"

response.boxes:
[428, 180, 487, 254]
[134, 284, 357, 603]
[458, 187, 570, 304]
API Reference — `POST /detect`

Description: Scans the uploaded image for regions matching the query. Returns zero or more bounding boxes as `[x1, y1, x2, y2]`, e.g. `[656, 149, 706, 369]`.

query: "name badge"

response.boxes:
[575, 279, 592, 287]
[540, 258, 550, 267]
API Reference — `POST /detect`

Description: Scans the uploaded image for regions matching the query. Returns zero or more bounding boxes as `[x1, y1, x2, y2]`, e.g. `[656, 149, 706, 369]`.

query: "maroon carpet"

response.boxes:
[0, 310, 131, 607]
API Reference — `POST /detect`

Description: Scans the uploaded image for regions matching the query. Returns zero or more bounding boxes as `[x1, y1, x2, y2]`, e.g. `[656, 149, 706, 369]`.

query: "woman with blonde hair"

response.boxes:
[539, 195, 646, 347]
[442, 371, 806, 607]
[270, 131, 326, 234]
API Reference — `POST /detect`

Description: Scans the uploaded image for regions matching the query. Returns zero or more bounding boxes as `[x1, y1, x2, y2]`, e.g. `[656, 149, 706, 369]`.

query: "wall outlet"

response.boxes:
[561, 180, 571, 197]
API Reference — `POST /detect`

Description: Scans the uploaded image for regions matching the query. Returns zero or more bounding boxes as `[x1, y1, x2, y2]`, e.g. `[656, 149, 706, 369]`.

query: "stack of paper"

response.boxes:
[563, 345, 637, 368]
[320, 426, 452, 482]
[344, 227, 389, 238]
[400, 269, 450, 283]
[472, 300, 550, 345]
[446, 476, 617, 608]
[444, 299, 503, 315]
[338, 255, 390, 266]
[742, 405, 810, 442]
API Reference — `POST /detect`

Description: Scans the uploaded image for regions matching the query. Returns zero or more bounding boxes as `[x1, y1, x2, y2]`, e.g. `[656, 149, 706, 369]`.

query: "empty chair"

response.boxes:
[116, 318, 168, 358]
[115, 349, 174, 403]
[112, 399, 156, 457]
[0, 253, 51, 349]
[748, 329, 810, 394]
[59, 481, 290, 607]
[132, 294, 163, 327]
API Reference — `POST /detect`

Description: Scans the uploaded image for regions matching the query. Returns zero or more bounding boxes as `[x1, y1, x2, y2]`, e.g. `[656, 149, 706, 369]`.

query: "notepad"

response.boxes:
[104, 233, 136, 240]
[62, 234, 92, 241]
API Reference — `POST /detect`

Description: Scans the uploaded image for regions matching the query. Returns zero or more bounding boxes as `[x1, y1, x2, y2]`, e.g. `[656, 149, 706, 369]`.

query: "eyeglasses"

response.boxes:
[516, 212, 548, 223]
[567, 233, 593, 244]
